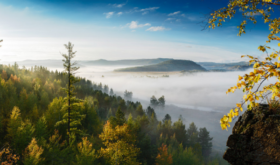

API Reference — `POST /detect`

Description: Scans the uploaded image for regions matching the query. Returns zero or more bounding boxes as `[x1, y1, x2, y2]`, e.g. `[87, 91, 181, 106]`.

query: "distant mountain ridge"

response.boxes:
[198, 61, 251, 71]
[114, 60, 207, 72]
[1, 59, 252, 71]
[82, 58, 173, 66]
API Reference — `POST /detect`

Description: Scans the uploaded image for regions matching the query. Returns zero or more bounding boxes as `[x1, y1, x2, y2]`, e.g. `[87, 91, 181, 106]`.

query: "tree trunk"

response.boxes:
[68, 50, 71, 146]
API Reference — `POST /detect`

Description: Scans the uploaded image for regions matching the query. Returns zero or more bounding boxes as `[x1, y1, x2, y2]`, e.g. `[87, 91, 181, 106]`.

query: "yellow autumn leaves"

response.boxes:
[207, 0, 280, 130]
[220, 107, 242, 130]
[221, 44, 280, 130]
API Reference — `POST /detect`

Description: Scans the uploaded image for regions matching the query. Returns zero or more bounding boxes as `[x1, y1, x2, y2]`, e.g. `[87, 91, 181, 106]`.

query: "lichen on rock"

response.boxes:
[223, 104, 280, 165]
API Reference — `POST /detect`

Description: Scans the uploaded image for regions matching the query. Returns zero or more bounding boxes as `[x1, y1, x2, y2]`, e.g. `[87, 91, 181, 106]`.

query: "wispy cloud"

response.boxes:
[112, 3, 126, 8]
[168, 11, 180, 16]
[146, 26, 169, 32]
[244, 12, 262, 16]
[127, 7, 159, 15]
[166, 18, 175, 21]
[104, 12, 114, 18]
[239, 8, 263, 16]
[127, 21, 151, 29]
[117, 12, 123, 16]
[142, 11, 148, 15]
[140, 7, 159, 12]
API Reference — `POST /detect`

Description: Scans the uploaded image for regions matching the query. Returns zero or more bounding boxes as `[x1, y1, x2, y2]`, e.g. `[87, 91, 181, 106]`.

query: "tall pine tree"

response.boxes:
[198, 127, 212, 158]
[55, 42, 85, 145]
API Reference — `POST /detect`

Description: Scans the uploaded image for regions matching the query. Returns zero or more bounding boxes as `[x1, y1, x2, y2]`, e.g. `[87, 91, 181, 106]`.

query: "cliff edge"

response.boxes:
[223, 104, 280, 165]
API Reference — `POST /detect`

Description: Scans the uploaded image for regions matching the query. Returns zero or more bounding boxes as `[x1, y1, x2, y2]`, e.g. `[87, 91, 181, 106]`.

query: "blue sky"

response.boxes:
[0, 0, 278, 62]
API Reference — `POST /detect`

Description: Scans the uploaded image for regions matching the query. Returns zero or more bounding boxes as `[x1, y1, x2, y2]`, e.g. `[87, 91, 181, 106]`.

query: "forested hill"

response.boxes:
[114, 60, 207, 72]
[0, 63, 227, 165]
[84, 58, 172, 66]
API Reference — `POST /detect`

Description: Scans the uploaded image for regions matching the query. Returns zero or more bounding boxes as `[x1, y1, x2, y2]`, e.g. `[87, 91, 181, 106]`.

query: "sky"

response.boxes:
[0, 0, 279, 62]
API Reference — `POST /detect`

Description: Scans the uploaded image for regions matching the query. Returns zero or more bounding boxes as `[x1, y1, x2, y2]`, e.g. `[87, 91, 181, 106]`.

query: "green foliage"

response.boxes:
[56, 42, 85, 144]
[43, 130, 71, 165]
[23, 138, 44, 165]
[169, 144, 201, 165]
[158, 96, 165, 108]
[187, 122, 199, 148]
[162, 114, 171, 123]
[0, 56, 219, 164]
[76, 137, 96, 165]
[150, 95, 159, 107]
[34, 116, 48, 145]
[7, 107, 35, 155]
[109, 106, 126, 128]
[198, 127, 213, 158]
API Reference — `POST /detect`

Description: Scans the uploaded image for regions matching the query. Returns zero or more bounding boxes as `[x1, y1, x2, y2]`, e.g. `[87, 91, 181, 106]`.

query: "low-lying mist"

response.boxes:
[78, 66, 249, 111]
[21, 64, 273, 153]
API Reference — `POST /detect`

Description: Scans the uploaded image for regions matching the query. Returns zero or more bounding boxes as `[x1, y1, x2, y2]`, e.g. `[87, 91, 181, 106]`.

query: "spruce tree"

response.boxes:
[55, 42, 85, 145]
[109, 88, 114, 95]
[150, 95, 158, 107]
[115, 106, 125, 126]
[158, 96, 165, 108]
[198, 127, 213, 158]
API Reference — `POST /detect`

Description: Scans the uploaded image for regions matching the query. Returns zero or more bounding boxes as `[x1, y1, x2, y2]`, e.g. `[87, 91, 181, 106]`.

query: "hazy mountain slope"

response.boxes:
[114, 60, 206, 72]
[83, 58, 172, 66]
[198, 61, 252, 71]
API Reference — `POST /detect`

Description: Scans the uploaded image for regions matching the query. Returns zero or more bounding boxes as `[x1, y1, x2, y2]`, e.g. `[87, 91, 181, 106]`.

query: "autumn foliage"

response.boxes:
[23, 138, 44, 165]
[155, 144, 173, 165]
[76, 137, 96, 165]
[99, 121, 140, 165]
[208, 0, 280, 130]
[0, 146, 19, 165]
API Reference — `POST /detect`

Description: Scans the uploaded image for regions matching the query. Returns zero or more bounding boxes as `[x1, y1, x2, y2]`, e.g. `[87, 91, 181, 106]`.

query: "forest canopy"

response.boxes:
[0, 42, 225, 164]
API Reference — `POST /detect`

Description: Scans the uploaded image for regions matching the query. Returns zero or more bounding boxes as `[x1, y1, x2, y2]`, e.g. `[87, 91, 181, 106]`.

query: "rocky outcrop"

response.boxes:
[223, 104, 280, 165]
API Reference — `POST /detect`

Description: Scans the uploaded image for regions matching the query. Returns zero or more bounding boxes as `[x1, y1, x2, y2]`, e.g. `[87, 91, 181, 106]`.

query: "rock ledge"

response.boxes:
[223, 104, 280, 165]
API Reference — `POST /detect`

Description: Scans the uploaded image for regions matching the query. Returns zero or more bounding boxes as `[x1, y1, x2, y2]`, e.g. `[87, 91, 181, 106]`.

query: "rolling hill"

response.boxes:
[83, 58, 172, 66]
[114, 60, 207, 72]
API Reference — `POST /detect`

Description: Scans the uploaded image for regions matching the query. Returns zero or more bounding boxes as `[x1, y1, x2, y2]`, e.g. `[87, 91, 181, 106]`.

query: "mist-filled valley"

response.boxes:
[2, 60, 255, 154]
[2, 0, 280, 164]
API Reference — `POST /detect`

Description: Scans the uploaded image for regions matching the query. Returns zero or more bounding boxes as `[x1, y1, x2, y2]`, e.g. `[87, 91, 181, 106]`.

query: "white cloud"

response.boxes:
[0, 4, 249, 63]
[181, 14, 186, 17]
[244, 12, 262, 16]
[104, 12, 114, 18]
[168, 11, 180, 16]
[166, 18, 175, 21]
[125, 7, 159, 15]
[117, 12, 123, 16]
[140, 7, 159, 12]
[113, 3, 126, 8]
[142, 11, 148, 15]
[146, 26, 169, 32]
[127, 21, 151, 29]
[138, 7, 159, 15]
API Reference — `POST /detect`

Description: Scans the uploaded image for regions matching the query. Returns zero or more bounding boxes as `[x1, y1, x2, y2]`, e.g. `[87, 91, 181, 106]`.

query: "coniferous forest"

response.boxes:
[0, 43, 227, 165]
